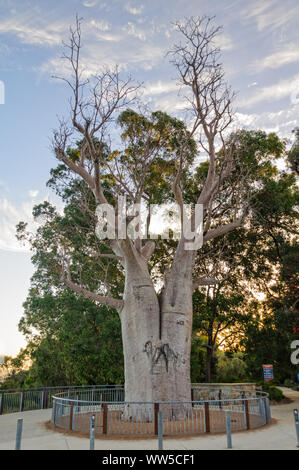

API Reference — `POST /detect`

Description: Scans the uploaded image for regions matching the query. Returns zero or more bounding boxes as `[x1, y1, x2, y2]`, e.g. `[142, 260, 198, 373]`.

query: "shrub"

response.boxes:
[262, 383, 284, 402]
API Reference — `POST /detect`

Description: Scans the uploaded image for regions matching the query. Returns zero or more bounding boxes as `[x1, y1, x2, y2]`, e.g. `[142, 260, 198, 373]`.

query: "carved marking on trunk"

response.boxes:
[143, 341, 179, 373]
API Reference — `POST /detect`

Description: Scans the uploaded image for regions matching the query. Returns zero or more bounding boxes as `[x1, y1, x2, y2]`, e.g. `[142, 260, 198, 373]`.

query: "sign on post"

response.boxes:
[262, 364, 274, 382]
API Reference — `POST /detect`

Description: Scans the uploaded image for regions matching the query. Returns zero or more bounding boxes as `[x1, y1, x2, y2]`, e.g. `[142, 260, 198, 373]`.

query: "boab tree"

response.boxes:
[48, 17, 251, 403]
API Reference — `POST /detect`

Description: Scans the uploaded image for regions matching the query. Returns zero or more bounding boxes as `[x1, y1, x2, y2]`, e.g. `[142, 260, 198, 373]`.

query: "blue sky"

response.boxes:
[0, 0, 298, 355]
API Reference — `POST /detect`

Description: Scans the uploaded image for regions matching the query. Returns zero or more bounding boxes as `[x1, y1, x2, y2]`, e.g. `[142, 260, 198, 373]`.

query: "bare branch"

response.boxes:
[203, 217, 243, 243]
[61, 262, 123, 310]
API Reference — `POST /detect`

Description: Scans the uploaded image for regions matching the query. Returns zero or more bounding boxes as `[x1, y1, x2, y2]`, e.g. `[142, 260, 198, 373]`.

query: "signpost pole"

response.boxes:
[294, 409, 299, 448]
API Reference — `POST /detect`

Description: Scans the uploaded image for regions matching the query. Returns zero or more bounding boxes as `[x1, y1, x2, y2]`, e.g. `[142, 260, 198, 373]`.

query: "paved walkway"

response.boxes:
[0, 388, 298, 450]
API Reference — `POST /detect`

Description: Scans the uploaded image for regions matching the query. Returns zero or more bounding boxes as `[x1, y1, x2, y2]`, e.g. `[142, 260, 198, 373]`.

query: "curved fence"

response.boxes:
[0, 383, 257, 416]
[0, 384, 123, 415]
[51, 388, 271, 436]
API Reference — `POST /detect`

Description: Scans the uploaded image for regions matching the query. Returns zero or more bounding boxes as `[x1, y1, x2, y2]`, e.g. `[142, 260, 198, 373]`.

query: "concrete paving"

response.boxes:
[0, 387, 298, 450]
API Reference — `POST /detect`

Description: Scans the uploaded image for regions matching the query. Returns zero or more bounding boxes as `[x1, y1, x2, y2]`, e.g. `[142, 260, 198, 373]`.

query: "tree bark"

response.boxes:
[205, 347, 213, 383]
[118, 239, 194, 416]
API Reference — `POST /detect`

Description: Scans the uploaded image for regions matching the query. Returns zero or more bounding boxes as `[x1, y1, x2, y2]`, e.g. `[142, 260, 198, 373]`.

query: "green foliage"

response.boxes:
[242, 239, 299, 384]
[287, 128, 299, 175]
[261, 382, 284, 402]
[0, 353, 30, 390]
[117, 109, 197, 205]
[18, 291, 124, 387]
[190, 335, 207, 383]
[214, 351, 248, 383]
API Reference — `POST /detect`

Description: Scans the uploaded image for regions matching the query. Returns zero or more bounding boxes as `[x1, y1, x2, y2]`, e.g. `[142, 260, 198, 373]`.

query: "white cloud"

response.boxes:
[83, 0, 99, 6]
[150, 92, 187, 114]
[123, 22, 146, 41]
[0, 198, 37, 252]
[253, 44, 299, 72]
[89, 19, 111, 32]
[248, 82, 258, 88]
[234, 105, 299, 137]
[142, 80, 179, 96]
[124, 3, 144, 15]
[0, 194, 64, 253]
[28, 190, 39, 198]
[38, 34, 163, 77]
[242, 0, 299, 32]
[215, 33, 234, 51]
[0, 16, 68, 46]
[238, 74, 299, 108]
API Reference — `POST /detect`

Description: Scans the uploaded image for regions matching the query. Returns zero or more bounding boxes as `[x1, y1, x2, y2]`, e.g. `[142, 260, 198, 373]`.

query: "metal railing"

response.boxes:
[0, 384, 123, 415]
[51, 388, 270, 436]
[0, 383, 257, 416]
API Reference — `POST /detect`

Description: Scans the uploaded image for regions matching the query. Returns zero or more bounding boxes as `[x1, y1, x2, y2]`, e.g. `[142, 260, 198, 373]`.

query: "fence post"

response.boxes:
[102, 404, 108, 435]
[43, 389, 49, 409]
[263, 397, 268, 423]
[258, 397, 264, 421]
[154, 403, 159, 435]
[244, 400, 250, 430]
[226, 411, 232, 449]
[19, 391, 25, 412]
[204, 402, 210, 433]
[266, 397, 271, 422]
[191, 389, 194, 407]
[0, 392, 4, 415]
[53, 398, 57, 427]
[69, 402, 74, 431]
[158, 411, 163, 450]
[15, 418, 23, 450]
[219, 390, 222, 410]
[90, 413, 95, 450]
[293, 409, 299, 448]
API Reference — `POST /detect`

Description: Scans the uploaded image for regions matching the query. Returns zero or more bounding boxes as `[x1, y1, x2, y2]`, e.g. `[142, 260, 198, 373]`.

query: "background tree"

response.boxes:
[288, 128, 299, 175]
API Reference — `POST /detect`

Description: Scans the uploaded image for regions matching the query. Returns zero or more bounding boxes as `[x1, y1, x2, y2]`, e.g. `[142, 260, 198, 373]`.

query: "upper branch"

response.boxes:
[52, 17, 140, 207]
[61, 260, 123, 311]
[169, 16, 235, 210]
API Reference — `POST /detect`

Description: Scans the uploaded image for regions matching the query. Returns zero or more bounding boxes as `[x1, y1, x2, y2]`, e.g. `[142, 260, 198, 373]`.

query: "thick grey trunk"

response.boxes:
[119, 239, 194, 407]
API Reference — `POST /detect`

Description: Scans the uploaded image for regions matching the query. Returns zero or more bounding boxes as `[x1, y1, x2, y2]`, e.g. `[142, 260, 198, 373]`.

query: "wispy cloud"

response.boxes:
[124, 3, 144, 15]
[28, 190, 39, 198]
[142, 80, 179, 96]
[242, 0, 299, 32]
[0, 193, 64, 253]
[122, 22, 147, 41]
[0, 15, 68, 46]
[253, 44, 299, 72]
[235, 105, 298, 137]
[82, 0, 99, 6]
[238, 74, 299, 108]
[38, 26, 164, 76]
[89, 19, 111, 32]
[0, 198, 36, 252]
[215, 33, 234, 51]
